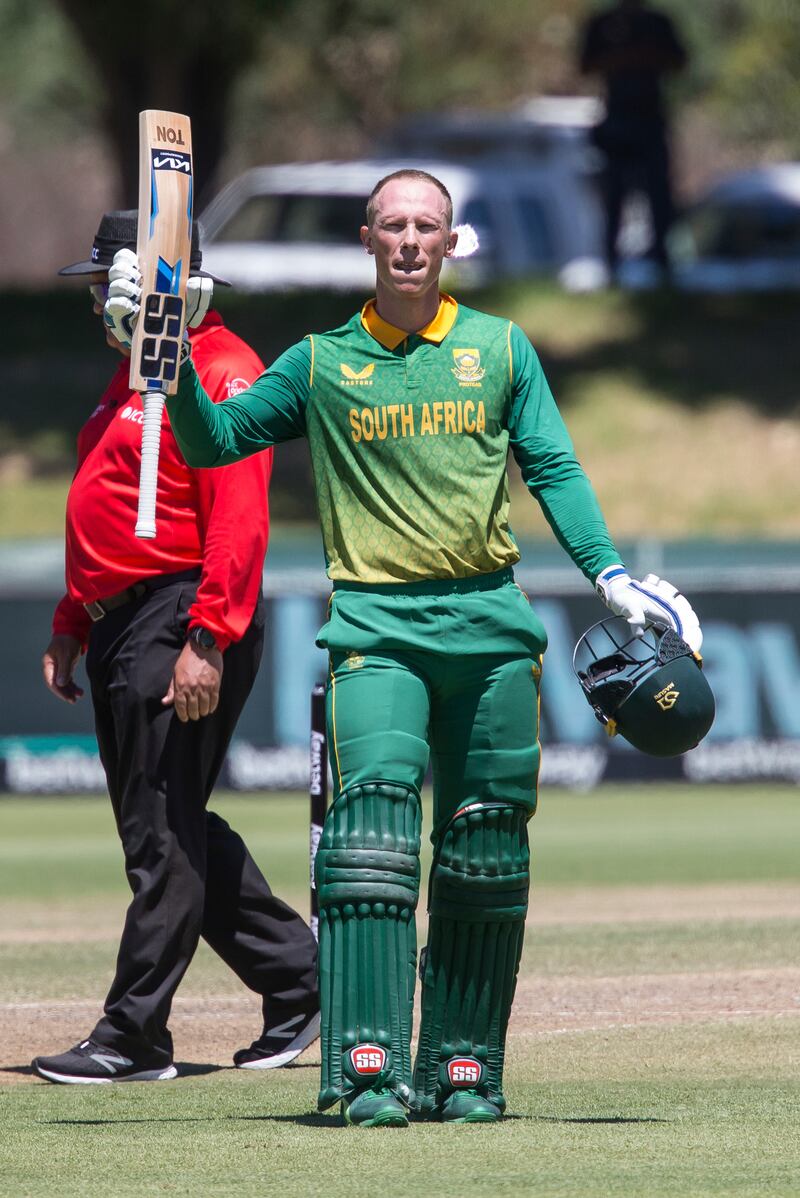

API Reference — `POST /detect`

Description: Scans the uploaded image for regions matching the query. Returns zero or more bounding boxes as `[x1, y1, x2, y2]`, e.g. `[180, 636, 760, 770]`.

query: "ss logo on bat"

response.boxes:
[139, 294, 183, 383]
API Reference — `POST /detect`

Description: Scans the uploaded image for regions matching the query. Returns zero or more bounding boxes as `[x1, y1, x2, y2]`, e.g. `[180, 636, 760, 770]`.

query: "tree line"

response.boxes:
[0, 0, 795, 205]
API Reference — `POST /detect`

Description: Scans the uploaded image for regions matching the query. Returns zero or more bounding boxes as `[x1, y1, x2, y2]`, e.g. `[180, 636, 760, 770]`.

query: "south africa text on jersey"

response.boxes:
[349, 399, 487, 442]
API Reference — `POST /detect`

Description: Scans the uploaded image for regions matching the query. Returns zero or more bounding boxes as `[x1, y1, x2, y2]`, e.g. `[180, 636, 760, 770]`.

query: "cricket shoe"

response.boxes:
[32, 1039, 177, 1085]
[432, 1053, 502, 1123]
[439, 1090, 503, 1123]
[342, 1089, 409, 1128]
[233, 1009, 320, 1070]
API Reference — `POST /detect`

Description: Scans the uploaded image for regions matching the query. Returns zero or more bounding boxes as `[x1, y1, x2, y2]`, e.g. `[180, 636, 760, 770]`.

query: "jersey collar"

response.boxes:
[360, 293, 458, 350]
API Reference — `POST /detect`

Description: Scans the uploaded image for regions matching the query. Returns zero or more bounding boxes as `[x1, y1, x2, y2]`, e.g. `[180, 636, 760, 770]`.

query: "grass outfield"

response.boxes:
[1, 786, 799, 1197]
[4, 284, 800, 540]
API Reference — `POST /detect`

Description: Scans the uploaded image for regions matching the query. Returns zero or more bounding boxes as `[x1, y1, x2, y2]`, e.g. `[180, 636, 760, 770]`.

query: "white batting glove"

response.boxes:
[595, 566, 703, 654]
[185, 274, 213, 327]
[104, 248, 141, 346]
[103, 248, 213, 347]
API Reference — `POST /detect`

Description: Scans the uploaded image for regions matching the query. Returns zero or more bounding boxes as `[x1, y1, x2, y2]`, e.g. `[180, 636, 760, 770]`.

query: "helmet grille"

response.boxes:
[656, 627, 694, 665]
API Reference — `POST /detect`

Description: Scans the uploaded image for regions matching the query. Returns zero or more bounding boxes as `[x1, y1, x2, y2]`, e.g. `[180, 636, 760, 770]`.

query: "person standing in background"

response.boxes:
[578, 0, 688, 279]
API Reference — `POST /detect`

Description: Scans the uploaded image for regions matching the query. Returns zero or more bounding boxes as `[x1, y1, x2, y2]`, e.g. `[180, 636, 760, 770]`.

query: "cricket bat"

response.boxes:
[130, 109, 193, 539]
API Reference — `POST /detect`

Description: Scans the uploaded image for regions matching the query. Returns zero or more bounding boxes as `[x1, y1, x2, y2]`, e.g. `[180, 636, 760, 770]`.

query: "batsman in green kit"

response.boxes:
[163, 170, 628, 1127]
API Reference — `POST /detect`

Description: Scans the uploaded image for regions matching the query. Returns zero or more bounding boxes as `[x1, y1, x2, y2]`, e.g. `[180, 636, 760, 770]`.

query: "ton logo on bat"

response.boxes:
[155, 125, 186, 145]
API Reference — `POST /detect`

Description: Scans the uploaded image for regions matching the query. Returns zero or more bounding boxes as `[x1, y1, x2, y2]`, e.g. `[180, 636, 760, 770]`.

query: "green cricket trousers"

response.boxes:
[314, 567, 546, 1111]
[317, 567, 547, 829]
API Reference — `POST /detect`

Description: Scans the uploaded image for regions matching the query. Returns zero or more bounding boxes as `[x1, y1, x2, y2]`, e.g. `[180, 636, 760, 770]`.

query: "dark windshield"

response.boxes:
[688, 201, 800, 261]
[214, 194, 368, 245]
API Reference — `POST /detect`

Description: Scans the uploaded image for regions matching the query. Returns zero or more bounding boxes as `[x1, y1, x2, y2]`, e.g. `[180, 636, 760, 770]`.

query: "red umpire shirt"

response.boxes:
[53, 311, 271, 652]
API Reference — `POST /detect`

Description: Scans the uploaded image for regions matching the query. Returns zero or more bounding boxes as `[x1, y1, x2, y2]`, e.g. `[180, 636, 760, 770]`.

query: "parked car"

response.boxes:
[377, 97, 603, 174]
[664, 164, 800, 292]
[199, 156, 607, 293]
[378, 100, 662, 284]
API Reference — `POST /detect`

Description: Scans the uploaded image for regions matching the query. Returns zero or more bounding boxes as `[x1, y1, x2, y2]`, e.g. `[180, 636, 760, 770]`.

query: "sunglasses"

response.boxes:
[89, 282, 109, 306]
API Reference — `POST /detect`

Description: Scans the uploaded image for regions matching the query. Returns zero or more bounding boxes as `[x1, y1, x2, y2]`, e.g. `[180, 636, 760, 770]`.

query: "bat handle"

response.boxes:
[135, 388, 166, 539]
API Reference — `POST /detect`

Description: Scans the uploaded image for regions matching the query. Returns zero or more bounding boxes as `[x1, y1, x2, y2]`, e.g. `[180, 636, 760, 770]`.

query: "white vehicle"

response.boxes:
[199, 157, 606, 293]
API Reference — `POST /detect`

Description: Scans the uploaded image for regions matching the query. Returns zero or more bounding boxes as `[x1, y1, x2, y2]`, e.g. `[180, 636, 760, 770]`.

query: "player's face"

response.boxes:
[89, 271, 130, 358]
[361, 179, 457, 300]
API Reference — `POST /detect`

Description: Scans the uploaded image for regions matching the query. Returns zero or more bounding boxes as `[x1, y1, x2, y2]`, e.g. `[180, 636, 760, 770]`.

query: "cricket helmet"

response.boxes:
[573, 616, 715, 757]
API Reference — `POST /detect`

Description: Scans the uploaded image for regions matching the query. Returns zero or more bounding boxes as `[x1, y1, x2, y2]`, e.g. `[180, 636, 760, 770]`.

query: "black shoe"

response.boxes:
[234, 1010, 320, 1070]
[32, 1038, 178, 1085]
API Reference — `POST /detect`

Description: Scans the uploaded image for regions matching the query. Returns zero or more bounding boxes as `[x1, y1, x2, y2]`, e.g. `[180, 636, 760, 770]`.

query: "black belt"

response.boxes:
[83, 568, 202, 622]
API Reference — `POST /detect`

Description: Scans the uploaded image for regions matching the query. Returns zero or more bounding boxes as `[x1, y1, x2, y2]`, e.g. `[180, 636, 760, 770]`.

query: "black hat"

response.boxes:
[58, 210, 230, 285]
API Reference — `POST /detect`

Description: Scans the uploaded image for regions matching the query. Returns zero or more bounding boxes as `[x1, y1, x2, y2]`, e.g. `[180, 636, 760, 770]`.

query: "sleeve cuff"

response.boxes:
[51, 622, 89, 652]
[179, 355, 196, 381]
[595, 564, 627, 585]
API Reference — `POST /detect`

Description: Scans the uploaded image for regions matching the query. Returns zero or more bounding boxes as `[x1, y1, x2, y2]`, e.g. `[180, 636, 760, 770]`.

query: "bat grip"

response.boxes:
[135, 389, 166, 539]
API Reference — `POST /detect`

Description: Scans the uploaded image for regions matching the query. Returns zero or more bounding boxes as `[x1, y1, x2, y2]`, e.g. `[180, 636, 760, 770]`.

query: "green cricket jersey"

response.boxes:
[167, 294, 620, 585]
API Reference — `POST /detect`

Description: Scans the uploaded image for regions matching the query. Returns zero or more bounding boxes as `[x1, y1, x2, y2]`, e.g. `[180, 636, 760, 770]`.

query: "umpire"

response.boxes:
[32, 212, 318, 1085]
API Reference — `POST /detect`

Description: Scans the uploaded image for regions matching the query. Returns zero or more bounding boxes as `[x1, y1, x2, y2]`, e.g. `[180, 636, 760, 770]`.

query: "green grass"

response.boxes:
[1, 787, 797, 906]
[0, 475, 70, 540]
[1, 1060, 798, 1198]
[3, 284, 800, 538]
[0, 794, 311, 904]
[530, 786, 800, 885]
[2, 910, 795, 1005]
[1, 787, 799, 1197]
[1, 1032, 798, 1197]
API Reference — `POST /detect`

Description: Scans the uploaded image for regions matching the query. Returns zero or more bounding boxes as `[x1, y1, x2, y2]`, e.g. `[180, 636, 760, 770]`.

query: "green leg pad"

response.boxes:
[414, 802, 530, 1114]
[316, 781, 421, 1110]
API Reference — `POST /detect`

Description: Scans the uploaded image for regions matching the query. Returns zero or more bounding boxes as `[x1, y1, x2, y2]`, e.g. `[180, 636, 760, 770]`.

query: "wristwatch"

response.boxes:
[188, 625, 217, 651]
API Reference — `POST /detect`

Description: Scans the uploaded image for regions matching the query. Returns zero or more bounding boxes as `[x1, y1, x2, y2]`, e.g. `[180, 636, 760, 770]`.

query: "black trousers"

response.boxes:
[601, 131, 675, 272]
[85, 572, 318, 1066]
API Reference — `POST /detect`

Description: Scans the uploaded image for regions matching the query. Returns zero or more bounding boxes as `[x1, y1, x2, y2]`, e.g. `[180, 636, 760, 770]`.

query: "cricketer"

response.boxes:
[106, 168, 702, 1126]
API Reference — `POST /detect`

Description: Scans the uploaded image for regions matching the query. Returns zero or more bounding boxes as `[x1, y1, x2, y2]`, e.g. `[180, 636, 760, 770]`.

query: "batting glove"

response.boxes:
[104, 248, 141, 346]
[595, 566, 703, 654]
[185, 274, 214, 327]
[103, 248, 213, 347]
